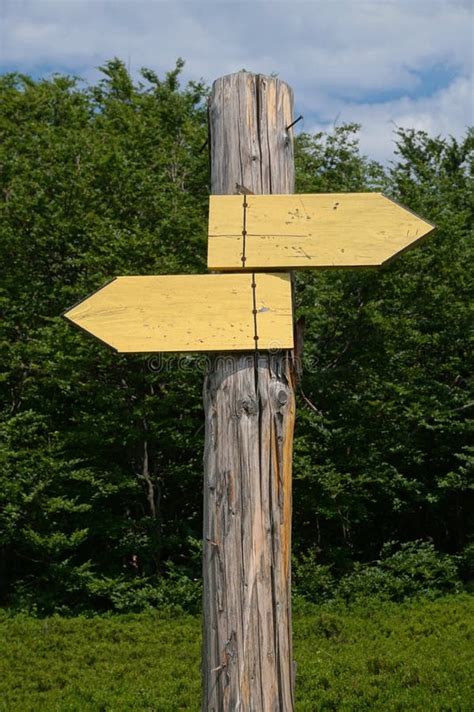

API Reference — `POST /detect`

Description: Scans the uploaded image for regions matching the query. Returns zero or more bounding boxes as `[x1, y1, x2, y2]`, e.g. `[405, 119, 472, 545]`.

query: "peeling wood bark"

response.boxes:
[203, 72, 296, 711]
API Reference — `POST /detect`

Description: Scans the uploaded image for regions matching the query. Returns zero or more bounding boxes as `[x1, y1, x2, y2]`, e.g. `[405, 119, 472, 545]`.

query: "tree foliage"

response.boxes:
[293, 125, 473, 575]
[0, 60, 472, 612]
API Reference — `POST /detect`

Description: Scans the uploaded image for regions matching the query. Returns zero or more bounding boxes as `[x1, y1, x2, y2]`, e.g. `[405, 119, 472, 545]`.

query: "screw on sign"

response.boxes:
[64, 71, 434, 711]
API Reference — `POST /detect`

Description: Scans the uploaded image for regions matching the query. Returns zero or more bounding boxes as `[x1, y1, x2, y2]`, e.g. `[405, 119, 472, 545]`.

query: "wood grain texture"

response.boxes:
[64, 274, 293, 353]
[208, 193, 436, 270]
[203, 355, 295, 711]
[209, 72, 294, 196]
[203, 71, 296, 711]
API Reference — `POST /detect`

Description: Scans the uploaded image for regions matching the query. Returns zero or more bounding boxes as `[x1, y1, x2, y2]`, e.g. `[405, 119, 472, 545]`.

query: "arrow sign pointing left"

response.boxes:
[64, 273, 294, 353]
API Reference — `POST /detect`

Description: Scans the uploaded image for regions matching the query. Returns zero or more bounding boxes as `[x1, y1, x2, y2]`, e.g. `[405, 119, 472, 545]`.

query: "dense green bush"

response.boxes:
[9, 551, 204, 616]
[294, 540, 463, 605]
[459, 542, 474, 590]
[293, 550, 336, 602]
[338, 540, 462, 602]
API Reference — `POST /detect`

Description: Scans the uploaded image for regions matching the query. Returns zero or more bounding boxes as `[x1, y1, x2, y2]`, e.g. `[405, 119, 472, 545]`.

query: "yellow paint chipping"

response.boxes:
[64, 273, 294, 353]
[208, 193, 435, 270]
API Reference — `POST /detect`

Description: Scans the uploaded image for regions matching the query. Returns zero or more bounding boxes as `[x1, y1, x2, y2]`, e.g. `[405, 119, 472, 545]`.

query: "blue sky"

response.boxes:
[0, 0, 472, 163]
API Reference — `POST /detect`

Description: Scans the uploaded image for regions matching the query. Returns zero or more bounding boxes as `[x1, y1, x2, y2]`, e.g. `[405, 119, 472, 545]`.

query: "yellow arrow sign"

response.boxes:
[64, 273, 294, 353]
[208, 193, 435, 270]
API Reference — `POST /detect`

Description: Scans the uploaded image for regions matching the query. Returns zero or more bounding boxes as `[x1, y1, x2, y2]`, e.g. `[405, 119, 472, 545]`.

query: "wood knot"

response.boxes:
[277, 390, 288, 405]
[238, 397, 258, 416]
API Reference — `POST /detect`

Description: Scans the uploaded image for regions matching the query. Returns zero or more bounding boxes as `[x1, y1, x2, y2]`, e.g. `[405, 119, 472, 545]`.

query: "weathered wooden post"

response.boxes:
[202, 72, 296, 711]
[64, 69, 434, 712]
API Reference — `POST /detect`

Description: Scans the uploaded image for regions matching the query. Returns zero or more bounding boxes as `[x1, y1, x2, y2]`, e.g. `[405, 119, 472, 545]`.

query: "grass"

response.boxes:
[293, 595, 473, 711]
[0, 595, 472, 711]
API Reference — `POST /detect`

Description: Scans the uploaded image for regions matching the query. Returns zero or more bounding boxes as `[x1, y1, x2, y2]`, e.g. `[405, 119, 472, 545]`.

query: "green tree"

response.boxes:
[0, 60, 208, 611]
[293, 127, 473, 575]
[0, 62, 471, 612]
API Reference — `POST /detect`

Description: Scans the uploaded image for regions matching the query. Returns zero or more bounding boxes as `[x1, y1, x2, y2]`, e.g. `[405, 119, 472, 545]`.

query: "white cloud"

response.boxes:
[0, 0, 472, 161]
[309, 75, 473, 163]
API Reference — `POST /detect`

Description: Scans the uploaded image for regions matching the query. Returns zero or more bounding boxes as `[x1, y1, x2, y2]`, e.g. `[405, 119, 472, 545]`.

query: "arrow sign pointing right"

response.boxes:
[208, 192, 435, 270]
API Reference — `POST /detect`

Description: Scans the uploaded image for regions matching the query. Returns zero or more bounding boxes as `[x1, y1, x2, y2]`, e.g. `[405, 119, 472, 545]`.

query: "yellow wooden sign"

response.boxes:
[64, 273, 293, 353]
[208, 193, 435, 270]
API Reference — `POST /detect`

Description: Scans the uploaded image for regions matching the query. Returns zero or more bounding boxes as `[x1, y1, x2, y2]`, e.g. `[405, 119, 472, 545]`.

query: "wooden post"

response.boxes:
[203, 72, 296, 711]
